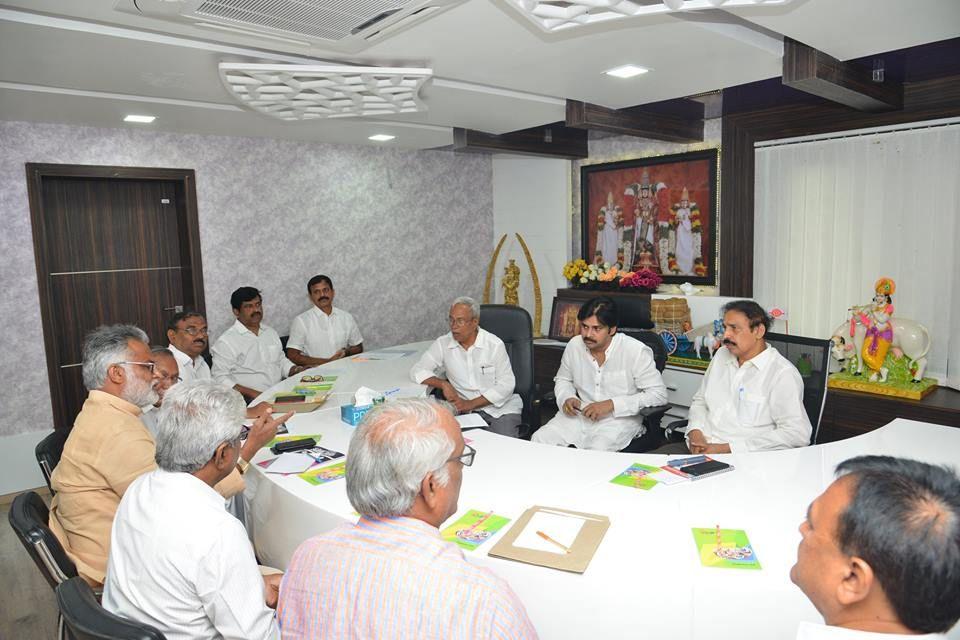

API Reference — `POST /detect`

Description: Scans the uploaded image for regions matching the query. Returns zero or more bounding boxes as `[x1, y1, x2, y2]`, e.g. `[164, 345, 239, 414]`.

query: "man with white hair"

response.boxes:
[104, 381, 281, 640]
[49, 324, 161, 586]
[277, 399, 537, 639]
[410, 296, 524, 437]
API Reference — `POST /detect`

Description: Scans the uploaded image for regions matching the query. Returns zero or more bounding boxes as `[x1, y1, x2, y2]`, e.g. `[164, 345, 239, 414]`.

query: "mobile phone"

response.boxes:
[270, 438, 317, 455]
[682, 460, 733, 479]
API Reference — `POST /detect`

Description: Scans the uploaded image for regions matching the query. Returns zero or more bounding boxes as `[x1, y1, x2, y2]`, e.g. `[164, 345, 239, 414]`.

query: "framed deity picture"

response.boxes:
[580, 149, 719, 286]
[548, 296, 583, 341]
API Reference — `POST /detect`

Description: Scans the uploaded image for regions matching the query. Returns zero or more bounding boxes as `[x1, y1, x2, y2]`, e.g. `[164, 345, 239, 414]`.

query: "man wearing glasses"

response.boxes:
[49, 324, 162, 586]
[410, 296, 523, 437]
[278, 399, 536, 639]
[140, 346, 181, 435]
[166, 310, 211, 384]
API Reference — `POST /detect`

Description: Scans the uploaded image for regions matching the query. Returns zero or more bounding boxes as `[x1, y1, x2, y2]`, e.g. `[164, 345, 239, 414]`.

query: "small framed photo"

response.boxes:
[548, 296, 583, 341]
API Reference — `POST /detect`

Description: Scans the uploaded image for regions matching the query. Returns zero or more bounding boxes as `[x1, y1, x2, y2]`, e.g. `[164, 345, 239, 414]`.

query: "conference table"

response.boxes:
[245, 341, 960, 640]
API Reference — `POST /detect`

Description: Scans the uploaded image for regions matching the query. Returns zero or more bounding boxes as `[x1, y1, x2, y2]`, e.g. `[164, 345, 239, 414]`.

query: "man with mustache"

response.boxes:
[286, 274, 364, 366]
[167, 310, 212, 384]
[212, 287, 307, 402]
[531, 296, 667, 451]
[680, 300, 811, 454]
[139, 346, 181, 435]
[49, 324, 161, 586]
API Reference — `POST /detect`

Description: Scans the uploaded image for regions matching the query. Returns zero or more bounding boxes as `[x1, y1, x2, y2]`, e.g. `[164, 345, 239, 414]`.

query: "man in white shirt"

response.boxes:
[286, 275, 363, 366]
[531, 296, 667, 451]
[791, 455, 960, 640]
[212, 287, 306, 401]
[166, 310, 211, 383]
[410, 297, 523, 437]
[681, 300, 811, 454]
[104, 381, 282, 640]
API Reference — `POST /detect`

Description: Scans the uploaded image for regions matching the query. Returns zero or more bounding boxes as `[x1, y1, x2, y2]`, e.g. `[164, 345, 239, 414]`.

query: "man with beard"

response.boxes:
[212, 287, 306, 402]
[49, 324, 162, 586]
[531, 297, 667, 451]
[669, 300, 811, 454]
[139, 346, 180, 435]
[286, 275, 363, 367]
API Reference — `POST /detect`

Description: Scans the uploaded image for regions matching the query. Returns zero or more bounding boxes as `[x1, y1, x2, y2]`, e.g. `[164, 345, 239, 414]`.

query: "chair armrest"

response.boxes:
[638, 404, 671, 420]
[665, 418, 688, 431]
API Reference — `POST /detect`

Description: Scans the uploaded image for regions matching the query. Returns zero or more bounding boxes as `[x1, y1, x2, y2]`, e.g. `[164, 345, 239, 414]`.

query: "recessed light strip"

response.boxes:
[124, 114, 156, 123]
[368, 134, 396, 141]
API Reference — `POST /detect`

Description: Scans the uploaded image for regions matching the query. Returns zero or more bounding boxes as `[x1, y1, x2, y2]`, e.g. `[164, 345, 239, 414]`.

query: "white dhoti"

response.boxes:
[531, 413, 644, 451]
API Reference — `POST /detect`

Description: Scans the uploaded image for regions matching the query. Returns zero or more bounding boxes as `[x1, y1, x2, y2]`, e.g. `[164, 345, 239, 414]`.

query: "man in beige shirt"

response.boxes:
[50, 324, 161, 585]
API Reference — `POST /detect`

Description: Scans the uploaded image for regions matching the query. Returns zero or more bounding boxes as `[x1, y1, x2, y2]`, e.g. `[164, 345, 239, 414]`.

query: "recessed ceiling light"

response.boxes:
[124, 115, 156, 123]
[368, 134, 395, 142]
[604, 64, 650, 79]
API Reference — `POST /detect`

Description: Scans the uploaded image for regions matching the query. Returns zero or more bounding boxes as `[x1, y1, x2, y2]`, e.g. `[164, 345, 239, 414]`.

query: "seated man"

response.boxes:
[791, 455, 960, 638]
[49, 324, 160, 586]
[139, 346, 180, 435]
[410, 296, 523, 437]
[166, 310, 211, 383]
[212, 286, 306, 402]
[532, 296, 667, 451]
[286, 274, 363, 366]
[141, 345, 288, 500]
[104, 381, 281, 640]
[277, 399, 538, 639]
[682, 300, 811, 454]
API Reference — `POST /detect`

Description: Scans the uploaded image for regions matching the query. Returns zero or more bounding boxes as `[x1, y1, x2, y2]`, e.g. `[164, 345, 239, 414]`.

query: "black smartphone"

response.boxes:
[270, 437, 317, 455]
[682, 460, 732, 478]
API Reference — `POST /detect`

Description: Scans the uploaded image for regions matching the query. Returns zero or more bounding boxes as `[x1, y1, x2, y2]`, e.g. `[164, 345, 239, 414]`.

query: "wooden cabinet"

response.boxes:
[818, 387, 960, 442]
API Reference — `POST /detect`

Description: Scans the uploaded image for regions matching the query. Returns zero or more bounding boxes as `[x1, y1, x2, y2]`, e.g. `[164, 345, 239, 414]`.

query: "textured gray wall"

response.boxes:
[0, 121, 493, 436]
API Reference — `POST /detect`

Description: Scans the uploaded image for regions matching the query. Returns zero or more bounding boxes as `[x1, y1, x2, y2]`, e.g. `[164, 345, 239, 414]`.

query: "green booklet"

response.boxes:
[440, 509, 511, 551]
[610, 463, 662, 491]
[691, 527, 762, 570]
[299, 460, 346, 486]
[293, 383, 335, 393]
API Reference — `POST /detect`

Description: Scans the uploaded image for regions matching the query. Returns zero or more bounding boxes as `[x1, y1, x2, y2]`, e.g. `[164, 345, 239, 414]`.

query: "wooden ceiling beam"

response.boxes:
[565, 99, 704, 143]
[782, 38, 903, 112]
[452, 123, 587, 159]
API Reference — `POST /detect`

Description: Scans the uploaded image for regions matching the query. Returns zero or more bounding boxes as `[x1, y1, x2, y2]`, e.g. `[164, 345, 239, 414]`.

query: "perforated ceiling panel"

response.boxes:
[219, 63, 432, 120]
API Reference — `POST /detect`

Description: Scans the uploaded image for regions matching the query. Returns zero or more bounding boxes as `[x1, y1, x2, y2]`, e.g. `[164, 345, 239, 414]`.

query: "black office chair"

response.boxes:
[664, 332, 831, 446]
[619, 329, 672, 453]
[478, 304, 540, 439]
[9, 490, 80, 639]
[56, 577, 166, 640]
[36, 429, 69, 495]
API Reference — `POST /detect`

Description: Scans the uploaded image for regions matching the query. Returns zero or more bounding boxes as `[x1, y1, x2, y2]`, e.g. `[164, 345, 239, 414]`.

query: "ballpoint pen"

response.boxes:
[536, 530, 572, 554]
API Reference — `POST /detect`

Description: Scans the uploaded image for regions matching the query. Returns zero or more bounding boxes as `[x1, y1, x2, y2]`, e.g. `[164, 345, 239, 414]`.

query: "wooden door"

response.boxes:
[26, 164, 205, 431]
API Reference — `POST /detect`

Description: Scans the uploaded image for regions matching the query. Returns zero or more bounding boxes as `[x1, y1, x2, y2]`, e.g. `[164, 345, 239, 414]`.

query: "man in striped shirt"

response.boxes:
[277, 399, 538, 639]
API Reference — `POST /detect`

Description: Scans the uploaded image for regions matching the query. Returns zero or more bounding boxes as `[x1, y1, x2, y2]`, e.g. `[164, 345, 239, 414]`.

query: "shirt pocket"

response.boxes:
[477, 363, 497, 388]
[737, 391, 767, 426]
[261, 341, 283, 365]
[602, 371, 631, 397]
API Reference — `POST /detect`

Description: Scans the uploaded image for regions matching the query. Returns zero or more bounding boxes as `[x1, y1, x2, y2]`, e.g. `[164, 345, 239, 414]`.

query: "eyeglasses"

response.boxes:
[158, 373, 182, 383]
[116, 361, 155, 373]
[178, 326, 208, 336]
[446, 443, 476, 467]
[448, 317, 475, 328]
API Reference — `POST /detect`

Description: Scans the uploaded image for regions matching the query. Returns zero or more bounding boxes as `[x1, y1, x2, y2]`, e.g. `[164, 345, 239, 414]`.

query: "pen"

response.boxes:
[667, 455, 707, 468]
[536, 530, 572, 554]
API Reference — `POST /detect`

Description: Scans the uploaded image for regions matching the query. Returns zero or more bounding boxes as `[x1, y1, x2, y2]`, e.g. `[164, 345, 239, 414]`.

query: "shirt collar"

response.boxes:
[311, 305, 337, 319]
[168, 342, 201, 368]
[720, 343, 775, 371]
[88, 389, 143, 417]
[152, 469, 227, 510]
[577, 331, 621, 359]
[447, 328, 487, 351]
[232, 319, 254, 336]
[357, 515, 441, 538]
[795, 621, 946, 640]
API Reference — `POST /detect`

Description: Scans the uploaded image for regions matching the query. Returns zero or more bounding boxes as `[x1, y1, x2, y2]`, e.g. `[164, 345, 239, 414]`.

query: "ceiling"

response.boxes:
[0, 0, 957, 150]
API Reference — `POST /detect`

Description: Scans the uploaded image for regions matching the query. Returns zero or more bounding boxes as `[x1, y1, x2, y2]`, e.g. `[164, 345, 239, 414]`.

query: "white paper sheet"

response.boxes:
[263, 452, 316, 474]
[455, 413, 488, 430]
[647, 469, 690, 485]
[513, 511, 585, 554]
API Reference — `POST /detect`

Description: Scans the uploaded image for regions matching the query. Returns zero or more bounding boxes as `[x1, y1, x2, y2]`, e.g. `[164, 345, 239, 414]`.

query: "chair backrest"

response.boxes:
[8, 491, 77, 590]
[764, 332, 832, 445]
[620, 329, 667, 373]
[56, 577, 167, 640]
[478, 305, 535, 419]
[36, 429, 69, 495]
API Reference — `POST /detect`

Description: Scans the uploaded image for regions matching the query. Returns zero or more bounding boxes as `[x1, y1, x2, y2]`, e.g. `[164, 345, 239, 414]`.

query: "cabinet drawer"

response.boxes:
[662, 366, 704, 408]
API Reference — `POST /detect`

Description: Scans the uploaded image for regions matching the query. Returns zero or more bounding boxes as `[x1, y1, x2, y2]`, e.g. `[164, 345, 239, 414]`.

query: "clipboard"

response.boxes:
[487, 505, 609, 574]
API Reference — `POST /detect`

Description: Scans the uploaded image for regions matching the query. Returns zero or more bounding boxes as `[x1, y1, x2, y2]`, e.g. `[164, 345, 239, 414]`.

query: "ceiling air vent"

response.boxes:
[122, 0, 464, 52]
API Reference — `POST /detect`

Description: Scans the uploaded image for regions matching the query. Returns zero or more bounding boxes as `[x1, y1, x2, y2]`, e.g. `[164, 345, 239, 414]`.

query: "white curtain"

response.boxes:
[754, 122, 960, 388]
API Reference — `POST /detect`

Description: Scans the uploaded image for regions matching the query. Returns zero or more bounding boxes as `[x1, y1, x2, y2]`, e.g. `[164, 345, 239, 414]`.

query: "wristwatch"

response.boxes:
[237, 458, 251, 475]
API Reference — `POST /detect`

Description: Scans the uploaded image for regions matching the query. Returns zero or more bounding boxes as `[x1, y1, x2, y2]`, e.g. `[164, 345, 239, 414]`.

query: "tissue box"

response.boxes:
[341, 403, 373, 426]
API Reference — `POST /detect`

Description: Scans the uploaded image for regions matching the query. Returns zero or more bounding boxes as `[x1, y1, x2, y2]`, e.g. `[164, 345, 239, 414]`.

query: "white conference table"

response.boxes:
[246, 341, 960, 640]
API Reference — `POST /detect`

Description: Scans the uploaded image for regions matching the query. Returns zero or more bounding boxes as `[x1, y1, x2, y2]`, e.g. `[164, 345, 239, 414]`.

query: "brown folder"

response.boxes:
[487, 505, 610, 574]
